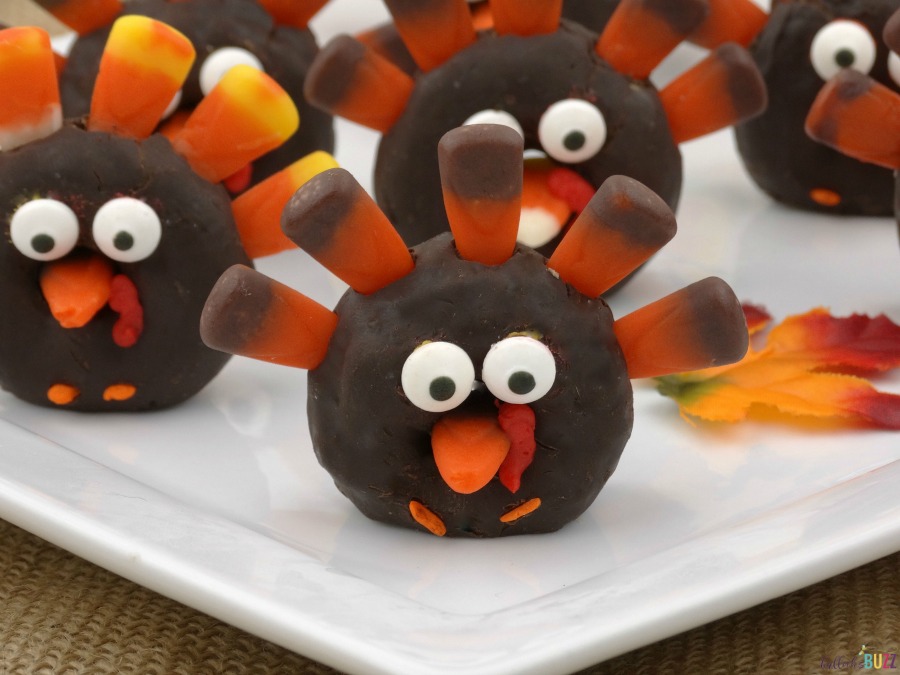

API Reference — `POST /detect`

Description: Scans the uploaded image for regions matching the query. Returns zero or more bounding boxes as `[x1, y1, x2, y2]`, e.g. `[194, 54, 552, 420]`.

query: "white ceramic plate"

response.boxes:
[2, 2, 900, 673]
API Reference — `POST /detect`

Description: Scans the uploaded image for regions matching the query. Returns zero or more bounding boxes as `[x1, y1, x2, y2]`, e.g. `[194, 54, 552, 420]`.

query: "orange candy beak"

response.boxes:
[431, 413, 511, 494]
[40, 253, 115, 328]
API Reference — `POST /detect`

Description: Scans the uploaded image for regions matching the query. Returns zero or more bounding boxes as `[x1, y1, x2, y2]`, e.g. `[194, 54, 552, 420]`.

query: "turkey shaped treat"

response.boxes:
[0, 19, 334, 411]
[201, 125, 749, 537]
[305, 0, 767, 255]
[40, 0, 334, 195]
[735, 0, 900, 215]
[805, 14, 900, 231]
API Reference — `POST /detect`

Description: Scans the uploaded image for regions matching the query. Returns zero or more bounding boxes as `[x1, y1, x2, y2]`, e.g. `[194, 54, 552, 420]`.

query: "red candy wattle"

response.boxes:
[548, 166, 597, 215]
[497, 402, 537, 493]
[109, 274, 143, 348]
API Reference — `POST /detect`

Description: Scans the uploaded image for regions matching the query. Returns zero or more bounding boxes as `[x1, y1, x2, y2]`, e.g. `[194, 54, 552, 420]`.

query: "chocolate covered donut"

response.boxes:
[43, 0, 333, 195]
[736, 0, 900, 215]
[306, 0, 767, 257]
[805, 12, 900, 238]
[201, 125, 749, 537]
[0, 19, 332, 411]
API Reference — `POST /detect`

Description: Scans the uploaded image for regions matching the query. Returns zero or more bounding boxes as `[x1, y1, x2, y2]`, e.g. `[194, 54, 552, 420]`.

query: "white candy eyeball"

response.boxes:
[92, 197, 162, 263]
[482, 336, 556, 404]
[401, 341, 475, 413]
[199, 46, 264, 96]
[889, 52, 900, 87]
[462, 109, 524, 137]
[810, 20, 877, 81]
[162, 89, 183, 120]
[10, 199, 80, 261]
[538, 99, 606, 164]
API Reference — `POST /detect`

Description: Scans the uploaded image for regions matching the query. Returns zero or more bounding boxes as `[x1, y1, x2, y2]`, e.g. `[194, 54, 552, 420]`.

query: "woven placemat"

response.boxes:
[1, 517, 898, 674]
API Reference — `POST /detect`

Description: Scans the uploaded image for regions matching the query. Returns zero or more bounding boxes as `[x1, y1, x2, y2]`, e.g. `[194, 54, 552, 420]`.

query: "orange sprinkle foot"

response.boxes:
[500, 497, 542, 523]
[409, 500, 447, 536]
[47, 383, 79, 405]
[103, 384, 137, 401]
[810, 188, 841, 207]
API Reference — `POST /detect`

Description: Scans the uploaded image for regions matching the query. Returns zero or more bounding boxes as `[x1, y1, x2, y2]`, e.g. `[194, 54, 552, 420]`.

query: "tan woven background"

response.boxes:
[2, 517, 899, 674]
[1, 1, 898, 672]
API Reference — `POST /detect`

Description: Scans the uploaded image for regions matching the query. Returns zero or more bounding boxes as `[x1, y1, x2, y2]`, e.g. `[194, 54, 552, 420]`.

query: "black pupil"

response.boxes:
[563, 130, 586, 151]
[429, 376, 456, 402]
[31, 234, 55, 254]
[508, 371, 536, 395]
[835, 48, 855, 68]
[114, 231, 134, 251]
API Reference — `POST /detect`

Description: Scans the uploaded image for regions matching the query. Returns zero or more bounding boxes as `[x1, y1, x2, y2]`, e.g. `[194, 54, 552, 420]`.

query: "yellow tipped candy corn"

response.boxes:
[172, 65, 300, 184]
[89, 16, 195, 139]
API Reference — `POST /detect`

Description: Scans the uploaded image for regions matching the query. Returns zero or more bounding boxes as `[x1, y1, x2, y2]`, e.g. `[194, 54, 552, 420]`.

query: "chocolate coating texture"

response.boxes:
[60, 0, 334, 189]
[736, 0, 899, 215]
[308, 234, 633, 537]
[375, 22, 680, 252]
[0, 125, 250, 410]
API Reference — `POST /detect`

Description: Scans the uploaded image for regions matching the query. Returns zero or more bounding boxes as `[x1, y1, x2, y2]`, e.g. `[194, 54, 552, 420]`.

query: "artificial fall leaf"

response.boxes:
[656, 305, 900, 429]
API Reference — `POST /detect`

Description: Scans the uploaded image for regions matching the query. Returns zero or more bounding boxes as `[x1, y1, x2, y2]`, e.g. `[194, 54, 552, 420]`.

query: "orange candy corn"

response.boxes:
[489, 0, 562, 36]
[687, 0, 767, 48]
[232, 151, 339, 258]
[438, 125, 523, 266]
[0, 27, 61, 151]
[40, 254, 115, 329]
[171, 65, 299, 184]
[281, 168, 415, 295]
[431, 414, 511, 494]
[384, 0, 476, 72]
[596, 0, 709, 79]
[304, 36, 414, 134]
[660, 43, 767, 144]
[548, 175, 676, 298]
[805, 70, 900, 170]
[88, 16, 195, 139]
[201, 265, 338, 370]
[614, 277, 749, 379]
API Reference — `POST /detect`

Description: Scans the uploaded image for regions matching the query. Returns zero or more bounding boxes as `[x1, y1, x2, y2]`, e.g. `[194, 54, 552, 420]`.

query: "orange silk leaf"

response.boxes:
[656, 306, 900, 429]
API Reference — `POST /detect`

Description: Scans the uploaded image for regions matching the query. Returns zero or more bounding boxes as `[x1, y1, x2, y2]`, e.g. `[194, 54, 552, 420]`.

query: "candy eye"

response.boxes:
[401, 341, 475, 412]
[889, 52, 900, 87]
[482, 336, 556, 404]
[92, 197, 162, 263]
[199, 46, 264, 96]
[810, 20, 876, 81]
[538, 99, 607, 164]
[462, 109, 524, 137]
[9, 199, 79, 261]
